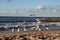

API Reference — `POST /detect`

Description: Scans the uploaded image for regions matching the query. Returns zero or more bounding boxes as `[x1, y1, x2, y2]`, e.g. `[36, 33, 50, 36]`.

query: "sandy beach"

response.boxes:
[0, 30, 60, 40]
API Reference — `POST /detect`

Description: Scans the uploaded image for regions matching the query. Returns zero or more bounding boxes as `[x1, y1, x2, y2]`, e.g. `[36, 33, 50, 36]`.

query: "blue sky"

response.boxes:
[0, 0, 60, 9]
[0, 0, 60, 17]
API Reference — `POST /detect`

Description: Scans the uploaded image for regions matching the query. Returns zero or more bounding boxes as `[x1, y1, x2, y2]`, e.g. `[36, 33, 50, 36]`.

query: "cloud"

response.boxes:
[53, 9, 56, 11]
[36, 5, 43, 10]
[0, 6, 60, 17]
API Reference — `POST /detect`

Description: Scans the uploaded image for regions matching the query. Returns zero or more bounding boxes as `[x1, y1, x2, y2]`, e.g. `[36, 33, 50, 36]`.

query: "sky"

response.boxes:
[0, 0, 60, 17]
[0, 0, 60, 8]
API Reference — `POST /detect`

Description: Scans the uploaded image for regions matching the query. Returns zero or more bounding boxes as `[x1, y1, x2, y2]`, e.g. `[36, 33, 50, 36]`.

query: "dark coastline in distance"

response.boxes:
[0, 16, 60, 23]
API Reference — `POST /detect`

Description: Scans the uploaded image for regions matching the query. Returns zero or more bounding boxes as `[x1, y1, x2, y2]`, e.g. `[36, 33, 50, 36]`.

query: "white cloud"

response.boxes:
[0, 6, 60, 17]
[53, 9, 56, 12]
[36, 5, 43, 10]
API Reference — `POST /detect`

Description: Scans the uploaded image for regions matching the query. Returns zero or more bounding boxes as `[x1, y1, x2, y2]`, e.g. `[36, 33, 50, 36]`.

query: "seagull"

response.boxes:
[4, 26, 7, 29]
[46, 27, 49, 30]
[24, 28, 26, 31]
[12, 28, 14, 32]
[17, 28, 20, 32]
[31, 27, 35, 30]
[39, 28, 41, 31]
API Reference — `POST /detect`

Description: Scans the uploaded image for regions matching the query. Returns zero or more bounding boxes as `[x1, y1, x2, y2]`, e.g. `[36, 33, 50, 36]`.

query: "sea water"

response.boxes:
[0, 16, 60, 32]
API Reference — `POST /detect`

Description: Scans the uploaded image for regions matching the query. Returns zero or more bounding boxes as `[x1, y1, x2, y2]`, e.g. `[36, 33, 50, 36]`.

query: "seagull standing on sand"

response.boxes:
[23, 21, 27, 31]
[36, 18, 41, 31]
[12, 28, 14, 32]
[17, 28, 20, 32]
